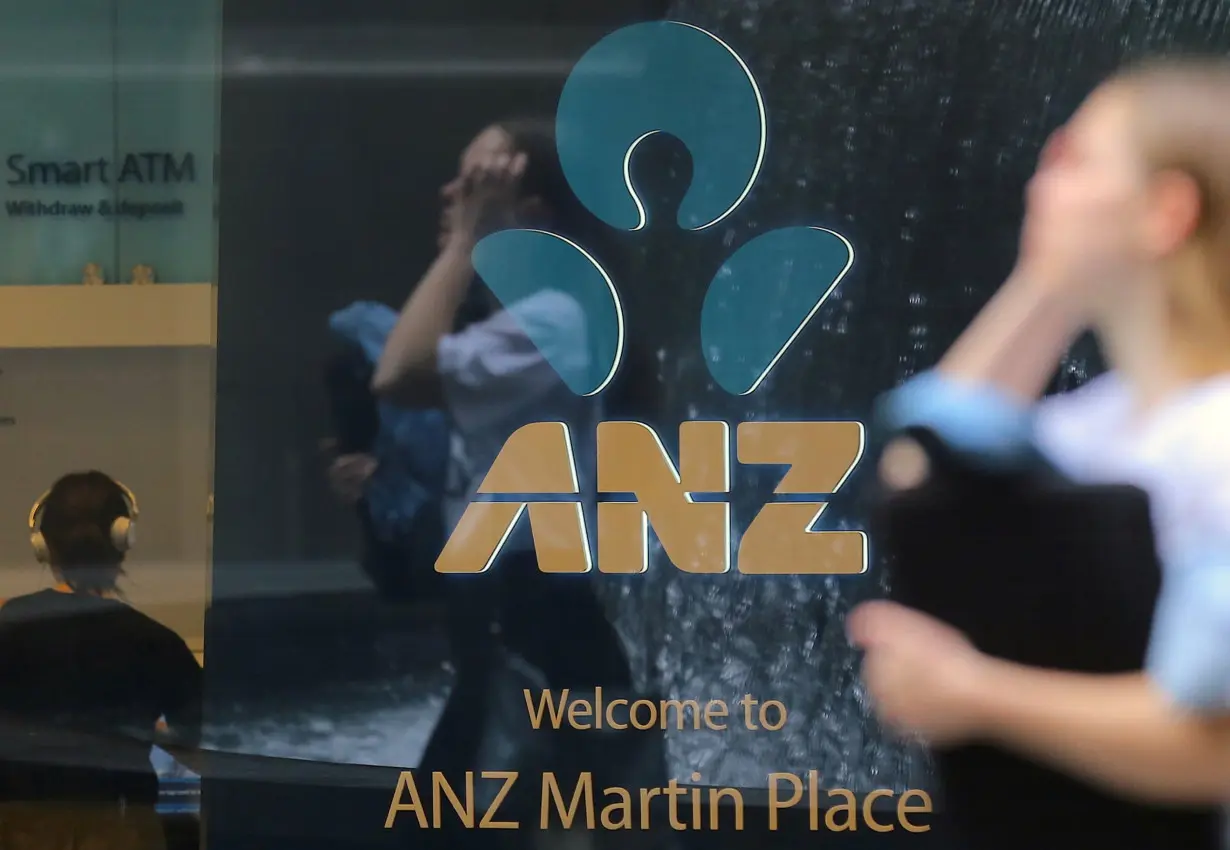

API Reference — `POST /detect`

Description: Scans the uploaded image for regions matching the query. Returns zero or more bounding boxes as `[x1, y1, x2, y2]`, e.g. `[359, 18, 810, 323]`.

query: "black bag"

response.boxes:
[873, 427, 1222, 850]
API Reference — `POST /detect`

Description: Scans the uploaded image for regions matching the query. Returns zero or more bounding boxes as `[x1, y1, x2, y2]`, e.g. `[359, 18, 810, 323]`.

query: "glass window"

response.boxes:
[0, 0, 217, 833]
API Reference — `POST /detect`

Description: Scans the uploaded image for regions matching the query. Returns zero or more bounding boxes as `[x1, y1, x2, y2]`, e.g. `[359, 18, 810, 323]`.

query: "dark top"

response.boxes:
[0, 588, 202, 805]
[873, 428, 1222, 850]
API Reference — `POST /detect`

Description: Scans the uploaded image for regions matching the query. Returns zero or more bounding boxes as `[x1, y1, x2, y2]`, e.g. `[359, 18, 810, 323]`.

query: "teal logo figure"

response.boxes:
[471, 20, 855, 397]
[555, 20, 765, 233]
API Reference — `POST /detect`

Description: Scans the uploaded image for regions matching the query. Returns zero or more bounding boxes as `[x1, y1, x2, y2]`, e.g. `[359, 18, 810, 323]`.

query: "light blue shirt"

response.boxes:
[880, 369, 1230, 713]
[437, 290, 600, 558]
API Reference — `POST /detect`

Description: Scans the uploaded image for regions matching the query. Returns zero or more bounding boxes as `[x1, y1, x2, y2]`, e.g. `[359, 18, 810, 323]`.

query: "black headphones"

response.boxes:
[28, 479, 139, 564]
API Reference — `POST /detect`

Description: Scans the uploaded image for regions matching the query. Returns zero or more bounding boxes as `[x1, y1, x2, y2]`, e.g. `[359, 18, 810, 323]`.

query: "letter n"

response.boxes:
[434, 422, 591, 573]
[597, 421, 730, 574]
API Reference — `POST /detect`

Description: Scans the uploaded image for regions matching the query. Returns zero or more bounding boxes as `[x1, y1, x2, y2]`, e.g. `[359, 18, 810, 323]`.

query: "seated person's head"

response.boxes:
[34, 471, 135, 595]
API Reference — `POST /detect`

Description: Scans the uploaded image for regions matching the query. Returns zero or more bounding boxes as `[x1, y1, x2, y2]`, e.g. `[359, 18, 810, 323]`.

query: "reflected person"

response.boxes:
[371, 118, 634, 843]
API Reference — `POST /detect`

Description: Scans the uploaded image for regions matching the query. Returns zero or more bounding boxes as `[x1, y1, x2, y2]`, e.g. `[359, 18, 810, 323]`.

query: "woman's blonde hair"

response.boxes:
[1111, 57, 1230, 340]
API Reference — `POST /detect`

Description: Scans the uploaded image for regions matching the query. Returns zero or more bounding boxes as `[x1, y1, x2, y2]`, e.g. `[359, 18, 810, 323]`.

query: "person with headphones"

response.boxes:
[0, 471, 202, 850]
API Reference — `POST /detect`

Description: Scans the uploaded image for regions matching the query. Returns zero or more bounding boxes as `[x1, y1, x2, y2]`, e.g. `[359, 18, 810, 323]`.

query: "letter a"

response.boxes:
[386, 771, 428, 828]
[435, 422, 590, 573]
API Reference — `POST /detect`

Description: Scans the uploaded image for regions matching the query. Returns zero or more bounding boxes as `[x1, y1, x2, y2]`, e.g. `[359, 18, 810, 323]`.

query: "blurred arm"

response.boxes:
[936, 272, 1086, 401]
[970, 664, 1230, 804]
[876, 274, 1084, 474]
[969, 536, 1230, 804]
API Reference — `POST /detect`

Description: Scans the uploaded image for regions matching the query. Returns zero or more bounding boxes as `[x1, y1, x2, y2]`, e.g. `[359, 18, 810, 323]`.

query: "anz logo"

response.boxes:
[438, 21, 866, 577]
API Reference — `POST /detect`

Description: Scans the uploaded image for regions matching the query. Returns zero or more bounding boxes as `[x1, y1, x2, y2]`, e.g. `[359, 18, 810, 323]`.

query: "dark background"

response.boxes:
[206, 0, 1230, 846]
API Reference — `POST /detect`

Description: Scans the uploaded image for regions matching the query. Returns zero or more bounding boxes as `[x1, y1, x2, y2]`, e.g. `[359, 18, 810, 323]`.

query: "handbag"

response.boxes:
[875, 427, 1222, 850]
